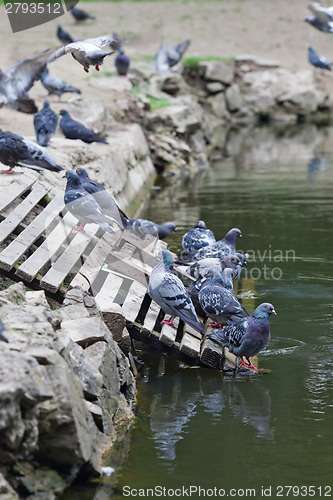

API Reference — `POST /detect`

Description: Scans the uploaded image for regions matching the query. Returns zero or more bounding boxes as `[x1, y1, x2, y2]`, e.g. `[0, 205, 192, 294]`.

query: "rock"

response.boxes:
[206, 82, 224, 94]
[206, 93, 231, 121]
[225, 84, 243, 112]
[0, 473, 19, 500]
[63, 97, 108, 135]
[198, 60, 234, 85]
[60, 316, 113, 347]
[156, 73, 184, 95]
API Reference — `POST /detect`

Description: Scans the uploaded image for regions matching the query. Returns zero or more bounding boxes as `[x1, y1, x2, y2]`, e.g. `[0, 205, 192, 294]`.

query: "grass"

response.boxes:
[183, 55, 234, 69]
[148, 96, 171, 110]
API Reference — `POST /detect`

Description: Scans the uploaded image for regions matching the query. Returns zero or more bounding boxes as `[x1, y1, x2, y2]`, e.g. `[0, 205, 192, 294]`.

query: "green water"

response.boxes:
[66, 125, 333, 498]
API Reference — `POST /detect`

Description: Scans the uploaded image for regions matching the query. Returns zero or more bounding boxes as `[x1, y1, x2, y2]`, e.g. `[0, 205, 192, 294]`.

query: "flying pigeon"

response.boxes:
[198, 271, 248, 328]
[192, 228, 242, 261]
[69, 5, 95, 21]
[115, 47, 130, 76]
[308, 46, 333, 71]
[306, 2, 333, 32]
[0, 320, 8, 343]
[47, 35, 120, 73]
[123, 218, 176, 240]
[0, 129, 63, 174]
[155, 40, 171, 73]
[182, 220, 216, 253]
[57, 24, 74, 45]
[186, 255, 241, 280]
[0, 48, 53, 113]
[167, 39, 191, 67]
[60, 110, 108, 144]
[206, 303, 277, 370]
[40, 67, 81, 97]
[76, 167, 124, 229]
[63, 170, 116, 234]
[148, 249, 205, 334]
[33, 99, 58, 147]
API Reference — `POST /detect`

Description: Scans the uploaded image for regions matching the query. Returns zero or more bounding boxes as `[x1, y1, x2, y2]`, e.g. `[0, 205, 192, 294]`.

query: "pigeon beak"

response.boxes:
[272, 309, 277, 316]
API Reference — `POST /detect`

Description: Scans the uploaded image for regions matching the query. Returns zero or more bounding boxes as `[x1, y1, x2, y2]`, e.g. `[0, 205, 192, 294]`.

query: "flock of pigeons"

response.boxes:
[306, 2, 333, 71]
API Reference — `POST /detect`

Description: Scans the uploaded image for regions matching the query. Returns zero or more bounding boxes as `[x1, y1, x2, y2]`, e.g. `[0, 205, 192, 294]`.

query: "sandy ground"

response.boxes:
[1, 0, 333, 136]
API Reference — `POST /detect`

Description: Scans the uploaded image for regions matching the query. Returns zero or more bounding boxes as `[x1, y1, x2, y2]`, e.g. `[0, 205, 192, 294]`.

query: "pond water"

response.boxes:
[64, 124, 333, 498]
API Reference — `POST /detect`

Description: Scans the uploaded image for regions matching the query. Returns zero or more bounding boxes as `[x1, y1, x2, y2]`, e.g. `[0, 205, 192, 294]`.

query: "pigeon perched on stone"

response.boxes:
[306, 2, 333, 32]
[57, 24, 74, 45]
[0, 48, 53, 113]
[148, 250, 205, 334]
[0, 129, 63, 174]
[206, 303, 276, 370]
[76, 167, 124, 229]
[69, 5, 95, 21]
[308, 46, 333, 71]
[192, 228, 242, 261]
[167, 39, 191, 67]
[0, 320, 8, 343]
[47, 35, 120, 73]
[40, 67, 81, 97]
[115, 47, 130, 76]
[63, 170, 116, 234]
[60, 110, 108, 144]
[121, 215, 176, 240]
[186, 255, 241, 280]
[198, 271, 248, 328]
[33, 99, 58, 147]
[182, 220, 216, 253]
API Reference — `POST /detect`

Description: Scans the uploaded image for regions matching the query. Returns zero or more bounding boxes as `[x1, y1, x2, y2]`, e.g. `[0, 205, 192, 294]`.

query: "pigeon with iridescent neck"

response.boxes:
[192, 227, 242, 261]
[206, 303, 277, 370]
[148, 250, 205, 335]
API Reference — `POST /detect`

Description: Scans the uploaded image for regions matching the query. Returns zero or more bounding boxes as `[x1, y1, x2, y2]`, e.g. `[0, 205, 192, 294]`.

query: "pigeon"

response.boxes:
[305, 15, 333, 32]
[306, 1, 333, 32]
[115, 47, 130, 76]
[0, 129, 63, 174]
[63, 170, 117, 234]
[123, 218, 176, 240]
[155, 40, 171, 73]
[40, 67, 81, 97]
[206, 303, 277, 370]
[182, 220, 216, 253]
[198, 271, 248, 328]
[0, 48, 53, 113]
[148, 249, 205, 334]
[308, 46, 333, 71]
[192, 228, 242, 261]
[47, 35, 120, 73]
[0, 320, 8, 343]
[76, 167, 124, 229]
[167, 39, 191, 67]
[57, 24, 74, 45]
[69, 5, 95, 21]
[33, 99, 58, 147]
[186, 255, 241, 280]
[235, 252, 248, 280]
[60, 110, 108, 144]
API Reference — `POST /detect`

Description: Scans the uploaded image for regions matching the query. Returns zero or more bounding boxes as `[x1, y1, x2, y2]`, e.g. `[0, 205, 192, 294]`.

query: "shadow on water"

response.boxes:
[62, 122, 333, 498]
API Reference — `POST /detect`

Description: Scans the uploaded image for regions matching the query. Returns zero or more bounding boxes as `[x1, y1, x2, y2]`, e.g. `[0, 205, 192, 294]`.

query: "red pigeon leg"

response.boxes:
[84, 67, 89, 73]
[0, 167, 14, 175]
[95, 65, 100, 71]
[161, 316, 175, 327]
[73, 223, 85, 232]
[207, 322, 223, 328]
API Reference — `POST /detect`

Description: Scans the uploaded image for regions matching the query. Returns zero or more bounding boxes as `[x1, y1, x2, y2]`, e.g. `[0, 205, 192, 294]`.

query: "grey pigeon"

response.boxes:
[148, 250, 205, 335]
[63, 170, 116, 234]
[186, 255, 241, 280]
[60, 110, 108, 144]
[57, 24, 74, 45]
[155, 40, 170, 73]
[69, 5, 95, 21]
[33, 99, 58, 147]
[305, 15, 333, 32]
[198, 271, 248, 327]
[308, 46, 333, 71]
[47, 35, 120, 73]
[40, 67, 81, 97]
[0, 48, 53, 113]
[76, 167, 124, 229]
[0, 129, 63, 174]
[306, 2, 333, 32]
[182, 220, 216, 253]
[167, 39, 190, 67]
[123, 217, 176, 240]
[192, 227, 242, 261]
[235, 252, 248, 280]
[0, 320, 8, 343]
[115, 47, 130, 76]
[206, 303, 276, 370]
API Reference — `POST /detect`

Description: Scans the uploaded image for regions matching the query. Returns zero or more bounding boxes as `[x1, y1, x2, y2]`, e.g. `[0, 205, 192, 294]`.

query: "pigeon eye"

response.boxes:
[266, 306, 271, 310]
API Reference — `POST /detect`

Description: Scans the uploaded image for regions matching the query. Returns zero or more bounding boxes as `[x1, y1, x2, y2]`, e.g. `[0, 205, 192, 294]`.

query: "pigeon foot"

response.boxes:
[84, 67, 89, 73]
[95, 65, 100, 71]
[207, 321, 223, 328]
[73, 224, 85, 232]
[161, 317, 175, 327]
[238, 358, 258, 371]
[0, 168, 14, 175]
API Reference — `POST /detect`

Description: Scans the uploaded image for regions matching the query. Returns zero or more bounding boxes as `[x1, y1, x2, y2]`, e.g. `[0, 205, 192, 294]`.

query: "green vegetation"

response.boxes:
[148, 96, 171, 110]
[183, 55, 234, 69]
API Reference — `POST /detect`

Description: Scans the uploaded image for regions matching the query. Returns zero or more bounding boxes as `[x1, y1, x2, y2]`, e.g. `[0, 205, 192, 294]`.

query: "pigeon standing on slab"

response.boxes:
[76, 167, 124, 229]
[0, 129, 63, 174]
[60, 110, 108, 144]
[206, 303, 276, 370]
[148, 250, 205, 335]
[192, 228, 242, 261]
[63, 170, 116, 234]
[123, 218, 176, 240]
[57, 24, 74, 45]
[308, 46, 333, 71]
[167, 39, 191, 67]
[0, 320, 8, 343]
[182, 220, 216, 253]
[33, 99, 58, 147]
[0, 48, 53, 114]
[305, 2, 333, 33]
[47, 35, 120, 73]
[40, 67, 81, 98]
[115, 47, 130, 76]
[69, 5, 95, 21]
